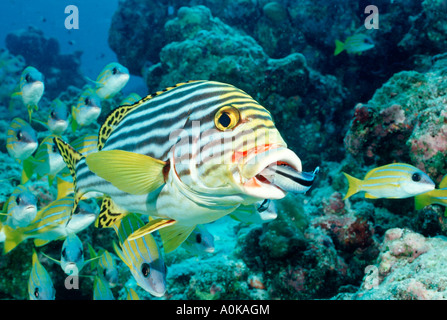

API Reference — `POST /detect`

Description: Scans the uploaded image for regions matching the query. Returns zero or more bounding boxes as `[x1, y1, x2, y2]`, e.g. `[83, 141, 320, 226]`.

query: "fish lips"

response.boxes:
[239, 147, 304, 199]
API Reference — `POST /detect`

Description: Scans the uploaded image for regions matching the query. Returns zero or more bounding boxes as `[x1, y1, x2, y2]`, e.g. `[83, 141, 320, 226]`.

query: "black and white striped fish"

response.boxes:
[54, 80, 318, 253]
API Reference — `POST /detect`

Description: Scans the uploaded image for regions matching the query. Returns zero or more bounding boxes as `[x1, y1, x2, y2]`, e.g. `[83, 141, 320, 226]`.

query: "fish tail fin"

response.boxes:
[95, 197, 127, 229]
[3, 225, 24, 255]
[21, 157, 36, 184]
[334, 40, 345, 56]
[342, 172, 362, 200]
[414, 193, 432, 210]
[53, 137, 84, 215]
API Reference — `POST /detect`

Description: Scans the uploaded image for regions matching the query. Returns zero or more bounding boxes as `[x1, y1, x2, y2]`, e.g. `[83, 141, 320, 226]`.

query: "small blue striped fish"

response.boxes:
[3, 184, 37, 228]
[2, 195, 96, 254]
[71, 87, 102, 132]
[6, 117, 38, 161]
[87, 244, 119, 287]
[47, 98, 69, 135]
[112, 213, 166, 297]
[11, 66, 44, 122]
[54, 80, 318, 253]
[93, 275, 114, 300]
[21, 134, 66, 185]
[28, 250, 55, 300]
[343, 163, 435, 200]
[94, 62, 129, 99]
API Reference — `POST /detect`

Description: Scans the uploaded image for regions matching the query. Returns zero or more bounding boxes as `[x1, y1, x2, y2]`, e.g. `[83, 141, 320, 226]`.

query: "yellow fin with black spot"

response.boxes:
[85, 150, 166, 195]
[53, 137, 85, 214]
[95, 196, 127, 228]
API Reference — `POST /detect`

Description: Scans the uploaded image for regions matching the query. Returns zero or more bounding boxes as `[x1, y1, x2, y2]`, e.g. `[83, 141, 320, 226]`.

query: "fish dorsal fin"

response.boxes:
[85, 150, 167, 195]
[53, 137, 84, 215]
[97, 81, 200, 150]
[95, 197, 127, 228]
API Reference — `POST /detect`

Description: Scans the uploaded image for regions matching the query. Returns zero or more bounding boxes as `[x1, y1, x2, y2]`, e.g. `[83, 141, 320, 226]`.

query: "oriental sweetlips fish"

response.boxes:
[342, 163, 435, 200]
[53, 80, 319, 254]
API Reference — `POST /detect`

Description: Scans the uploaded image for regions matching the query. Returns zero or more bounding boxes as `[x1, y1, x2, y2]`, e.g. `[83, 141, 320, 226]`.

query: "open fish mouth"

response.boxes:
[239, 147, 317, 199]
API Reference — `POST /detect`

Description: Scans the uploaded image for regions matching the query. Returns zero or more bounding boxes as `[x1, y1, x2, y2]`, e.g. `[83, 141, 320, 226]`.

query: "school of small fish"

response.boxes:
[1, 63, 322, 299]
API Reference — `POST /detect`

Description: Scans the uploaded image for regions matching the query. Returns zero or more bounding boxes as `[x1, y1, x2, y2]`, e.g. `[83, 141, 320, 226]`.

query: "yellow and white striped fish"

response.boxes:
[54, 80, 318, 253]
[112, 213, 166, 297]
[6, 117, 38, 161]
[47, 98, 69, 135]
[94, 62, 130, 99]
[70, 134, 98, 156]
[2, 195, 96, 254]
[22, 134, 66, 185]
[11, 66, 45, 122]
[3, 184, 37, 228]
[342, 163, 435, 200]
[28, 250, 55, 300]
[71, 87, 102, 132]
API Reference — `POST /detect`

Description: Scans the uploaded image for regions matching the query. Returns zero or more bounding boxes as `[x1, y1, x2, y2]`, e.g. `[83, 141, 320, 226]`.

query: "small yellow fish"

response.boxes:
[11, 66, 45, 121]
[6, 117, 38, 161]
[2, 195, 96, 254]
[93, 275, 115, 300]
[94, 62, 130, 99]
[334, 33, 374, 56]
[28, 250, 55, 300]
[22, 135, 66, 185]
[112, 213, 167, 297]
[342, 163, 435, 200]
[87, 245, 119, 288]
[71, 87, 102, 132]
[3, 185, 37, 229]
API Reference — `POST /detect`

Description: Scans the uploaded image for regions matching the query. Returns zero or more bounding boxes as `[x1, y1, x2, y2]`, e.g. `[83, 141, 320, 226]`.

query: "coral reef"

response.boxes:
[5, 26, 85, 99]
[344, 55, 447, 182]
[336, 228, 447, 300]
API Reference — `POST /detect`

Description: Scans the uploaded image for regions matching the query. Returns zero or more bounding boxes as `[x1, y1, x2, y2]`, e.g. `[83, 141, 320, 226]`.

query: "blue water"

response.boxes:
[0, 0, 146, 95]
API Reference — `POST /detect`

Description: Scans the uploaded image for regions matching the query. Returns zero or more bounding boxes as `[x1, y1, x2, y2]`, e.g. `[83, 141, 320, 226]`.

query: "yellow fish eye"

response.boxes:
[214, 106, 240, 131]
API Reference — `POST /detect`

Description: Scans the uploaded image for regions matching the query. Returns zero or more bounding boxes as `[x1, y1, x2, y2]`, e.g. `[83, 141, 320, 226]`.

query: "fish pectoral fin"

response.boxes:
[34, 239, 51, 247]
[95, 197, 127, 228]
[364, 193, 379, 199]
[127, 218, 176, 242]
[86, 150, 167, 195]
[40, 251, 61, 265]
[158, 223, 196, 254]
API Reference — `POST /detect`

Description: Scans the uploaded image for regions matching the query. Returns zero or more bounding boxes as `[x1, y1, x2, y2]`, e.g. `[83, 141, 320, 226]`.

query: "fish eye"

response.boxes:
[34, 287, 39, 298]
[16, 131, 23, 141]
[25, 73, 32, 83]
[141, 263, 151, 278]
[214, 106, 240, 131]
[412, 173, 422, 182]
[16, 196, 21, 205]
[112, 67, 118, 75]
[50, 111, 56, 119]
[196, 233, 202, 244]
[84, 97, 90, 105]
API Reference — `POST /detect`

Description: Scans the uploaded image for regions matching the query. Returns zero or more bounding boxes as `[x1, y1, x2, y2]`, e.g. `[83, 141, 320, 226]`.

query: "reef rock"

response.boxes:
[344, 55, 447, 182]
[338, 228, 447, 300]
[5, 26, 85, 99]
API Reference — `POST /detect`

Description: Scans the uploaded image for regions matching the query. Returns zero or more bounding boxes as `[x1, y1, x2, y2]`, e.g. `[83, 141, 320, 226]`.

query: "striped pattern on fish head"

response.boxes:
[164, 81, 302, 204]
[6, 117, 38, 160]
